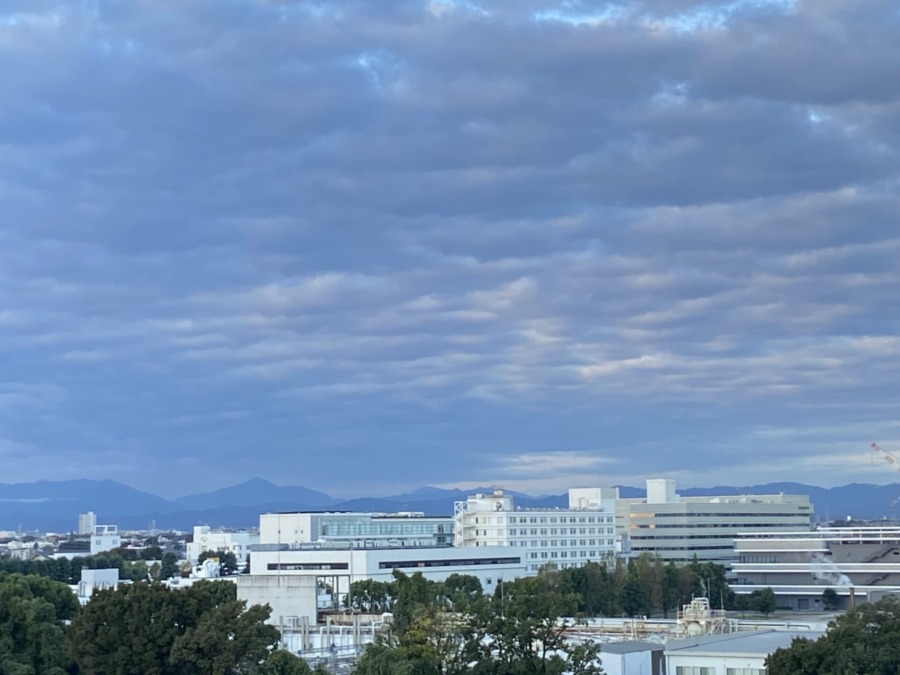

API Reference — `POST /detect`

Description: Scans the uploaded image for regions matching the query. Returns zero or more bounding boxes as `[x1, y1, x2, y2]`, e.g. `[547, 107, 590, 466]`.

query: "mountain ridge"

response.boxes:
[0, 477, 896, 532]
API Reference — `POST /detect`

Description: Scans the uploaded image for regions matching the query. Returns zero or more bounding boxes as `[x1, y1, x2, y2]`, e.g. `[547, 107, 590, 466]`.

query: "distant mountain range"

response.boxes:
[0, 478, 895, 532]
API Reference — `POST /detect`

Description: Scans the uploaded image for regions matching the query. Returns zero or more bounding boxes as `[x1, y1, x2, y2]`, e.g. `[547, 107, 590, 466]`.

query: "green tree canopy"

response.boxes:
[0, 573, 79, 675]
[68, 580, 267, 675]
[768, 596, 900, 675]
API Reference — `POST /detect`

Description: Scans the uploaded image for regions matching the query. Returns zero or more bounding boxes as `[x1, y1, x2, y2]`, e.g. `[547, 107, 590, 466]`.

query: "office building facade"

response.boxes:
[620, 479, 814, 566]
[454, 488, 618, 573]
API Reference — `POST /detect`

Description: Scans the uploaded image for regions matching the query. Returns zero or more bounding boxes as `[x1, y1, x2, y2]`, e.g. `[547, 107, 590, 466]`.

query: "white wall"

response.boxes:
[667, 653, 767, 674]
[601, 650, 659, 675]
[260, 514, 315, 545]
[237, 575, 319, 626]
[646, 479, 678, 505]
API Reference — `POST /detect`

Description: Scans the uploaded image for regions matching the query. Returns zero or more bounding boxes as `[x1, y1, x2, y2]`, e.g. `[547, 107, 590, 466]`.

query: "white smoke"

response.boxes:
[810, 553, 853, 587]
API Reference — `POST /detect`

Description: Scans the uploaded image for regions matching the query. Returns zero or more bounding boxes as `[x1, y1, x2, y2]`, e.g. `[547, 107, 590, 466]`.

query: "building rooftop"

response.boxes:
[601, 640, 664, 654]
[666, 630, 823, 656]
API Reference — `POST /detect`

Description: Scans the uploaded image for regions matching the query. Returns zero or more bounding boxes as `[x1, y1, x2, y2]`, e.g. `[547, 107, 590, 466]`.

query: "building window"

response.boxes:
[726, 669, 765, 675]
[676, 668, 716, 675]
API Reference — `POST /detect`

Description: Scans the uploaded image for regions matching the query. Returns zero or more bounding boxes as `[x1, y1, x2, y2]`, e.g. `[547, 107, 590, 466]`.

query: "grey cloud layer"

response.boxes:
[0, 0, 898, 495]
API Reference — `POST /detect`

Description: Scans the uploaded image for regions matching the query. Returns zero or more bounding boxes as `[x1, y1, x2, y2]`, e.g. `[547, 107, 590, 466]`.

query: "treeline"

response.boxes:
[0, 573, 324, 675]
[348, 558, 746, 675]
[354, 570, 604, 675]
[350, 555, 734, 619]
[0, 551, 181, 583]
[767, 596, 900, 674]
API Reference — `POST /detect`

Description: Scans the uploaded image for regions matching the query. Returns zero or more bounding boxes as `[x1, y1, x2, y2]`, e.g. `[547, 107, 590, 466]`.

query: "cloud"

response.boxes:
[0, 0, 896, 497]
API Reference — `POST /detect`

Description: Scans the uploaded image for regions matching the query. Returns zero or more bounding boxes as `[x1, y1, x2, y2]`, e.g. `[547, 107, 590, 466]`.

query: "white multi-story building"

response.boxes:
[187, 526, 259, 566]
[454, 488, 618, 573]
[733, 526, 900, 610]
[259, 511, 453, 548]
[619, 479, 814, 566]
[90, 525, 121, 555]
[78, 512, 97, 535]
[238, 507, 526, 627]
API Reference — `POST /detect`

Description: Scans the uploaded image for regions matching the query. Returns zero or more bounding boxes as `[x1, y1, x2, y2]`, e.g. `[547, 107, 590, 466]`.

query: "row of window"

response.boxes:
[378, 556, 521, 570]
[471, 515, 613, 525]
[738, 555, 780, 563]
[472, 529, 611, 539]
[471, 539, 614, 548]
[527, 561, 595, 571]
[529, 551, 599, 560]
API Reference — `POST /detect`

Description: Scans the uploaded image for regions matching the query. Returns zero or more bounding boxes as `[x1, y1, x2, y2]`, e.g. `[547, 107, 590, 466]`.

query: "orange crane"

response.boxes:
[871, 442, 900, 472]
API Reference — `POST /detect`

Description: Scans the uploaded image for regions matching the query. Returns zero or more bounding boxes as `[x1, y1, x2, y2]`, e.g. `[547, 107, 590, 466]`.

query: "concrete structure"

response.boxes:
[599, 641, 664, 675]
[239, 542, 525, 625]
[90, 525, 120, 555]
[733, 526, 900, 610]
[454, 488, 618, 573]
[665, 630, 822, 675]
[260, 512, 453, 548]
[618, 479, 813, 566]
[78, 512, 97, 535]
[77, 568, 119, 604]
[187, 525, 258, 566]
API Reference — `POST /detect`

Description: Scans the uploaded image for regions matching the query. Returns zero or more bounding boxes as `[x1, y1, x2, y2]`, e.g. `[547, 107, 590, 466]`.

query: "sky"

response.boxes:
[1, 0, 899, 499]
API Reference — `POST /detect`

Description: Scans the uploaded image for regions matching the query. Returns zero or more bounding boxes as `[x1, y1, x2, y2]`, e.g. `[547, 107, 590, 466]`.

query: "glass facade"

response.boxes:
[315, 514, 452, 544]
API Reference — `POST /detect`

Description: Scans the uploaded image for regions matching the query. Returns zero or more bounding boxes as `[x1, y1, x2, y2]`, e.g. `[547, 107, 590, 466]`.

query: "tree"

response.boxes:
[768, 596, 900, 675]
[354, 568, 606, 675]
[821, 588, 839, 611]
[220, 551, 239, 576]
[0, 573, 79, 675]
[169, 601, 279, 674]
[68, 580, 253, 675]
[751, 587, 777, 617]
[160, 552, 179, 580]
[348, 579, 394, 613]
[262, 650, 316, 675]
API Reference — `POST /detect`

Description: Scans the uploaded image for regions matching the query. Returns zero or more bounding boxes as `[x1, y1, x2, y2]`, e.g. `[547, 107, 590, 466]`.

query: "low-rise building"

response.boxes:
[76, 568, 119, 604]
[187, 526, 258, 566]
[733, 526, 900, 609]
[90, 525, 121, 555]
[664, 630, 822, 675]
[239, 543, 525, 626]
